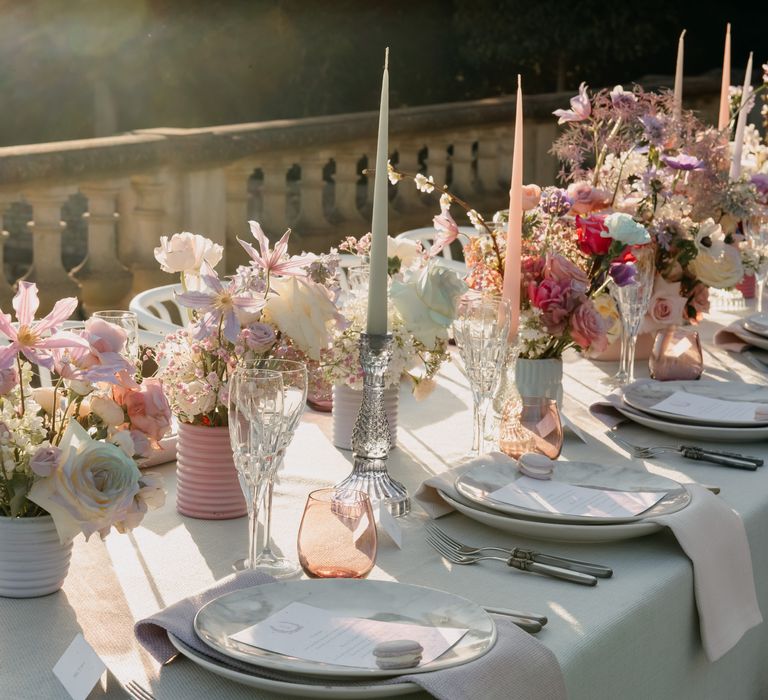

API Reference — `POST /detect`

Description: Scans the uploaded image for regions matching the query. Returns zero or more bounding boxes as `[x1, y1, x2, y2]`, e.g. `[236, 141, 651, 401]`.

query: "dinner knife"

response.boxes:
[678, 446, 763, 467]
[679, 447, 760, 471]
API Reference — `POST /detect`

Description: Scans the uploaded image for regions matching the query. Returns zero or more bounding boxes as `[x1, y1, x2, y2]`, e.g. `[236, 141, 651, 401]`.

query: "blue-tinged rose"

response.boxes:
[603, 213, 651, 246]
[391, 264, 467, 346]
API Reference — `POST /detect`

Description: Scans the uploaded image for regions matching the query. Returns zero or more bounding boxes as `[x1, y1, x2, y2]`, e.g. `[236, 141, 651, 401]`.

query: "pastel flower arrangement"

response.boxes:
[386, 163, 641, 360]
[0, 282, 169, 544]
[153, 224, 344, 425]
[551, 82, 757, 333]
[324, 233, 466, 394]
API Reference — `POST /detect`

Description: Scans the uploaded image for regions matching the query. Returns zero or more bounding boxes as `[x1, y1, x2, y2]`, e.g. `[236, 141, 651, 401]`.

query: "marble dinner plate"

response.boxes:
[621, 378, 768, 427]
[455, 458, 689, 525]
[194, 579, 496, 679]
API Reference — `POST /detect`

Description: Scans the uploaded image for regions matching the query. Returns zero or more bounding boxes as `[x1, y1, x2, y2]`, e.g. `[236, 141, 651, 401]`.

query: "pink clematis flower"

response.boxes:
[238, 221, 314, 277]
[430, 203, 461, 256]
[176, 262, 265, 343]
[553, 82, 591, 124]
[0, 282, 88, 370]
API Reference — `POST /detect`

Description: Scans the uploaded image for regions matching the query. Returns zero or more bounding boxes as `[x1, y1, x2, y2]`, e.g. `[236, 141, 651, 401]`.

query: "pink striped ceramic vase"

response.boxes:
[175, 423, 247, 520]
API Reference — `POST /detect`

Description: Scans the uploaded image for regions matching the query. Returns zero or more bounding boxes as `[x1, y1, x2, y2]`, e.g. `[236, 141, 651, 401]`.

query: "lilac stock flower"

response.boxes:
[608, 261, 637, 287]
[661, 153, 705, 171]
[750, 173, 768, 196]
[638, 115, 665, 145]
[553, 82, 591, 124]
[538, 187, 571, 217]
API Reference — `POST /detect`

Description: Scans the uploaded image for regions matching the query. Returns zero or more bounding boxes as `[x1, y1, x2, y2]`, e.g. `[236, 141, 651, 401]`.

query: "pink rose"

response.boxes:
[0, 367, 19, 395]
[648, 277, 686, 326]
[121, 379, 172, 442]
[543, 253, 589, 293]
[30, 446, 62, 477]
[687, 283, 710, 320]
[567, 182, 611, 215]
[570, 300, 609, 352]
[521, 184, 542, 211]
[241, 323, 276, 353]
[528, 279, 580, 335]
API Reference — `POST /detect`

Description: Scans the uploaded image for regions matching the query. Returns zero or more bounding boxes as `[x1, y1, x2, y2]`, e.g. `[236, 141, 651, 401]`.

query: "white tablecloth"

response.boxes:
[3, 310, 768, 699]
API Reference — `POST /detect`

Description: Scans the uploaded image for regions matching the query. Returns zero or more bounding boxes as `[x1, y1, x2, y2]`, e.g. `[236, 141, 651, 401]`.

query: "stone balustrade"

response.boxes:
[0, 75, 720, 314]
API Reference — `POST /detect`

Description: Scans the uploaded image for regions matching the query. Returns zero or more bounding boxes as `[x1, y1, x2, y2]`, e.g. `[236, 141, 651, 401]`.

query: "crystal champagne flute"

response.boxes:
[452, 295, 512, 455]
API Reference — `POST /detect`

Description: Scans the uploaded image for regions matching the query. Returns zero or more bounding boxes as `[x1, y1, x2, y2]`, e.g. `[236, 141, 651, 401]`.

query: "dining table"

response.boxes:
[3, 306, 768, 700]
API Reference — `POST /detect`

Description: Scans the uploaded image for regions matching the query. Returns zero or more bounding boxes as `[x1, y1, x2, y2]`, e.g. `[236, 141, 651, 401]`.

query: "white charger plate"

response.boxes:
[613, 400, 768, 442]
[439, 489, 665, 543]
[455, 459, 689, 525]
[742, 313, 768, 338]
[194, 579, 496, 679]
[168, 633, 418, 698]
[621, 379, 768, 427]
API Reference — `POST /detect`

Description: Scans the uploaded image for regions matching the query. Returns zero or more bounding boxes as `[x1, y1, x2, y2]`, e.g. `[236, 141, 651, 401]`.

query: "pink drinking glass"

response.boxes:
[297, 488, 378, 579]
[499, 396, 564, 460]
[649, 327, 703, 381]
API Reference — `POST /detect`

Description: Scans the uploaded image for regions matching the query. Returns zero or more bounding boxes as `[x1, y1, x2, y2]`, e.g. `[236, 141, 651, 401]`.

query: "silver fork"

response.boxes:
[425, 523, 613, 578]
[607, 432, 762, 470]
[425, 531, 597, 586]
[125, 681, 156, 700]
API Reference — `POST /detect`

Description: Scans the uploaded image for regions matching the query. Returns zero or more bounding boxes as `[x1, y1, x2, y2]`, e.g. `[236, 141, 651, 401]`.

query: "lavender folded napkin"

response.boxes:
[646, 484, 763, 661]
[135, 570, 566, 700]
[713, 323, 758, 352]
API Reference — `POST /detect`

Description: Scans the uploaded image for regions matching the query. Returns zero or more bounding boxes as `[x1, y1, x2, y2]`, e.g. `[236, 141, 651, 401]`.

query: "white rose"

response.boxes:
[28, 421, 141, 543]
[31, 387, 58, 415]
[387, 237, 422, 268]
[110, 429, 136, 457]
[90, 396, 125, 427]
[691, 243, 744, 289]
[391, 263, 467, 346]
[176, 380, 217, 418]
[154, 232, 224, 278]
[264, 277, 341, 360]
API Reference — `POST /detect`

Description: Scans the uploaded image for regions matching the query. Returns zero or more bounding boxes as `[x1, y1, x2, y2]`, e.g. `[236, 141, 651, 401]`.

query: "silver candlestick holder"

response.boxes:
[335, 333, 410, 517]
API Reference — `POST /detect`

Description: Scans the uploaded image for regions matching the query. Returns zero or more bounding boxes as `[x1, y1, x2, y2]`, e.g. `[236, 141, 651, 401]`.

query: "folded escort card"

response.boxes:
[230, 602, 467, 669]
[489, 476, 666, 519]
[650, 391, 768, 423]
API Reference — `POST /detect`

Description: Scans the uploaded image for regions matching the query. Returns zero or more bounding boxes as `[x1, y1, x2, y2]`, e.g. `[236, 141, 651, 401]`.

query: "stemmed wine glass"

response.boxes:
[239, 358, 308, 578]
[746, 216, 768, 313]
[606, 249, 655, 387]
[452, 295, 512, 455]
[228, 367, 285, 573]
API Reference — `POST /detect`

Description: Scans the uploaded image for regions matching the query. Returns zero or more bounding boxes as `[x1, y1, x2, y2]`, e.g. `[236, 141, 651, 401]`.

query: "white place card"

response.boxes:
[376, 502, 403, 548]
[489, 476, 666, 518]
[651, 391, 766, 423]
[231, 602, 467, 669]
[52, 633, 106, 700]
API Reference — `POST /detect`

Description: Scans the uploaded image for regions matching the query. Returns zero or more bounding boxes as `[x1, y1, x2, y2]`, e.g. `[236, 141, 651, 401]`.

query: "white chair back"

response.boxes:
[129, 284, 185, 334]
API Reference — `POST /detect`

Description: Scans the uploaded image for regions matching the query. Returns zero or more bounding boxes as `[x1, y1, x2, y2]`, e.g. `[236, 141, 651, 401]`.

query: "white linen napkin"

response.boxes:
[646, 484, 763, 661]
[713, 323, 758, 352]
[416, 457, 763, 663]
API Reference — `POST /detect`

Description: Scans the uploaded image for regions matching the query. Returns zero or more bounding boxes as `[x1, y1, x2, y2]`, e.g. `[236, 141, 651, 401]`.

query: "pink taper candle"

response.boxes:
[718, 24, 732, 131]
[502, 75, 523, 341]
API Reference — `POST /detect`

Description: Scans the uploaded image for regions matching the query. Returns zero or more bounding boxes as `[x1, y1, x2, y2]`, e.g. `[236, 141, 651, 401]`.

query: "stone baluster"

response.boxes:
[392, 140, 428, 213]
[0, 193, 19, 310]
[182, 167, 227, 267]
[532, 122, 560, 186]
[497, 125, 514, 191]
[224, 162, 256, 272]
[255, 159, 288, 240]
[128, 173, 172, 294]
[425, 140, 449, 187]
[476, 133, 502, 193]
[448, 134, 477, 200]
[293, 153, 331, 249]
[332, 150, 366, 225]
[71, 180, 133, 314]
[23, 187, 80, 313]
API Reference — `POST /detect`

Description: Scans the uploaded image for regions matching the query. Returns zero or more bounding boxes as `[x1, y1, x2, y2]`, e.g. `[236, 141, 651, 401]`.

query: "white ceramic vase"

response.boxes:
[514, 358, 564, 408]
[0, 515, 73, 598]
[332, 384, 399, 450]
